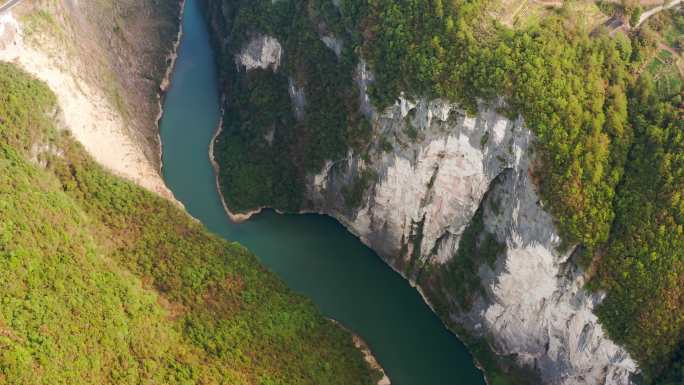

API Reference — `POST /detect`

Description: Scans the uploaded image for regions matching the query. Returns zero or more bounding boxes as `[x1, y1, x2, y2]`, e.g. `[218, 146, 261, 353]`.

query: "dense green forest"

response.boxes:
[595, 75, 684, 385]
[209, 0, 683, 382]
[0, 62, 379, 384]
[210, 0, 366, 212]
[210, 0, 640, 248]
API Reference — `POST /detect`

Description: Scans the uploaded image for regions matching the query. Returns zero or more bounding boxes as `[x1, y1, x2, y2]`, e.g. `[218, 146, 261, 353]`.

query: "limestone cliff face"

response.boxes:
[302, 59, 638, 385]
[308, 97, 525, 269]
[472, 168, 635, 385]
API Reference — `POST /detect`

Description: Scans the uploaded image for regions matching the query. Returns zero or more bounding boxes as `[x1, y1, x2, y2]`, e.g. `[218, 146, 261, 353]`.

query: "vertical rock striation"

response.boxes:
[306, 95, 637, 384]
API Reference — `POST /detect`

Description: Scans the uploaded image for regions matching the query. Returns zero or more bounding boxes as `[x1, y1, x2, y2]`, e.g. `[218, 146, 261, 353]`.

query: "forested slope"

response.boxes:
[0, 62, 379, 385]
[595, 75, 684, 385]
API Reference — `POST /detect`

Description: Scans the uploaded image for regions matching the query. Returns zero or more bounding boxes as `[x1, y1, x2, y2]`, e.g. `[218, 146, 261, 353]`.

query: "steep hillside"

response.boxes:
[205, 0, 684, 384]
[0, 62, 380, 384]
[0, 0, 181, 197]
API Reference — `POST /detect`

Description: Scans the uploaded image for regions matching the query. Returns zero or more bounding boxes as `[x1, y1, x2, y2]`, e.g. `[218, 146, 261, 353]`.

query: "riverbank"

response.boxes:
[328, 208, 495, 385]
[329, 319, 391, 385]
[208, 135, 492, 383]
[208, 106, 269, 223]
[206, 110, 492, 382]
[353, 333, 392, 385]
[353, 334, 392, 385]
[208, 105, 297, 222]
[155, 0, 186, 206]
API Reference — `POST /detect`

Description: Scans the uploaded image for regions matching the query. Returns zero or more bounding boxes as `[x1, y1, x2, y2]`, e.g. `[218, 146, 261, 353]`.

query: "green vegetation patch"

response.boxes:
[209, 0, 370, 214]
[642, 10, 684, 97]
[342, 169, 378, 209]
[662, 11, 684, 49]
[649, 58, 683, 97]
[358, 1, 683, 380]
[0, 62, 379, 385]
[363, 0, 636, 250]
[594, 76, 684, 384]
[20, 9, 64, 43]
[215, 69, 303, 211]
[353, 3, 683, 378]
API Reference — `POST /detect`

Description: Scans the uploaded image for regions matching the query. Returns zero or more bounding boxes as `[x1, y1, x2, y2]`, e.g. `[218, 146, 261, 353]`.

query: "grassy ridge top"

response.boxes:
[0, 62, 378, 385]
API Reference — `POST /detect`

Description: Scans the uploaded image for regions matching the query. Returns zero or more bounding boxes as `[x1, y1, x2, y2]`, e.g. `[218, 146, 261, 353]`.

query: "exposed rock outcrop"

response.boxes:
[321, 35, 343, 58]
[309, 98, 525, 268]
[235, 35, 282, 71]
[468, 167, 636, 385]
[288, 77, 306, 121]
[306, 95, 637, 384]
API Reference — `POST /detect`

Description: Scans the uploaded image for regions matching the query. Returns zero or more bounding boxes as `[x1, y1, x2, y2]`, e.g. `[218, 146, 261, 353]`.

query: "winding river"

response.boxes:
[159, 1, 486, 384]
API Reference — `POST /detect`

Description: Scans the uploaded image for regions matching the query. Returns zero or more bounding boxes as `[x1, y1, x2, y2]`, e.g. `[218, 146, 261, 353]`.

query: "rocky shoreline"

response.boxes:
[207, 100, 271, 223]
[328, 319, 391, 385]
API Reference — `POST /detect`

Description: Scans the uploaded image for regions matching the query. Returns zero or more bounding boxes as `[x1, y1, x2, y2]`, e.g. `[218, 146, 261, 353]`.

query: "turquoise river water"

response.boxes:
[159, 1, 486, 384]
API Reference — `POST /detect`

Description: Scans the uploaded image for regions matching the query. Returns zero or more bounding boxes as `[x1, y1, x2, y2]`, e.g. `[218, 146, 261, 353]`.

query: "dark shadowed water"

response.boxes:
[159, 1, 486, 384]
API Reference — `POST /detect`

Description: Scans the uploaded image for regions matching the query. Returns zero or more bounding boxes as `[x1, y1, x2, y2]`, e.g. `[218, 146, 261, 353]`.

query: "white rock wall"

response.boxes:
[321, 35, 343, 58]
[310, 97, 526, 267]
[288, 77, 306, 120]
[307, 93, 638, 385]
[469, 167, 637, 385]
[224, 16, 639, 385]
[235, 35, 282, 72]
